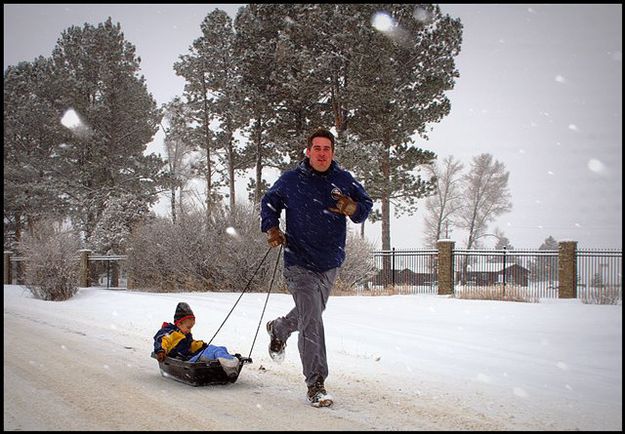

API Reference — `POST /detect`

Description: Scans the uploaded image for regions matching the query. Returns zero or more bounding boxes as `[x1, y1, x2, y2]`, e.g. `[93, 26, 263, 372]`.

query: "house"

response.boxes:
[456, 262, 529, 287]
[370, 266, 436, 286]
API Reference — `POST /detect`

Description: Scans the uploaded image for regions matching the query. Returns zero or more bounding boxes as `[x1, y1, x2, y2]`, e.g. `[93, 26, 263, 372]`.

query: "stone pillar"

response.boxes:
[79, 249, 91, 288]
[4, 251, 12, 284]
[437, 240, 455, 295]
[558, 241, 577, 298]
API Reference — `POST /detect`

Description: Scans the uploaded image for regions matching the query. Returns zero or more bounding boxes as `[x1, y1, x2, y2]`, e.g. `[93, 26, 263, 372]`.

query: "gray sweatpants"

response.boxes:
[271, 265, 339, 387]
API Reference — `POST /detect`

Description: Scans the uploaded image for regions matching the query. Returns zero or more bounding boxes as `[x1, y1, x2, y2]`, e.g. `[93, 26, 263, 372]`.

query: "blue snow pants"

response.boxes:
[188, 345, 235, 363]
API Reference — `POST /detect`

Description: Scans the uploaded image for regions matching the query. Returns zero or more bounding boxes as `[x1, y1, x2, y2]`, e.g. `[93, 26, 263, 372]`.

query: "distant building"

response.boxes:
[457, 262, 529, 287]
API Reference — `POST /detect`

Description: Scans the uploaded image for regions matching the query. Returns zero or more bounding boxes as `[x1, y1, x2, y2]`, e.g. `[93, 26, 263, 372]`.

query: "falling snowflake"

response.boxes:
[61, 109, 82, 129]
[587, 159, 606, 174]
[372, 12, 395, 32]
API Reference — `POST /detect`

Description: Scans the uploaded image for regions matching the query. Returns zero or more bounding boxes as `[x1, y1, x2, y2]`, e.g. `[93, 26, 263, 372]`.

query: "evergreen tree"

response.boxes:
[529, 235, 559, 283]
[233, 4, 284, 205]
[344, 4, 462, 250]
[4, 57, 69, 245]
[266, 4, 330, 169]
[90, 192, 152, 254]
[174, 9, 247, 214]
[50, 18, 164, 244]
[161, 97, 196, 223]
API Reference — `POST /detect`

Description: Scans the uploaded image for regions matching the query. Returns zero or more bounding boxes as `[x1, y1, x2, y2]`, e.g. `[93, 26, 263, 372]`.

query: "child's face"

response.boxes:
[178, 318, 195, 334]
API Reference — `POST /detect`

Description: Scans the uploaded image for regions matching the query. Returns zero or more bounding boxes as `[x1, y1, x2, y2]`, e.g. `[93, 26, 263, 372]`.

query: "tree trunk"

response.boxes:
[227, 131, 236, 210]
[178, 186, 184, 222]
[202, 77, 212, 220]
[381, 140, 391, 251]
[254, 117, 263, 205]
[170, 187, 177, 224]
[381, 139, 392, 285]
[14, 212, 22, 243]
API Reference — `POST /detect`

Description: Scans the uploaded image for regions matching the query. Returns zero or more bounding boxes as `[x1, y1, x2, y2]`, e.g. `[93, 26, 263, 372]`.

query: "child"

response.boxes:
[153, 302, 240, 378]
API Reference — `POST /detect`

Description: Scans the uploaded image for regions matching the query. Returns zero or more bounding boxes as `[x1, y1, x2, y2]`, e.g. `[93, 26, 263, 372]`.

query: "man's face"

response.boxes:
[306, 136, 334, 172]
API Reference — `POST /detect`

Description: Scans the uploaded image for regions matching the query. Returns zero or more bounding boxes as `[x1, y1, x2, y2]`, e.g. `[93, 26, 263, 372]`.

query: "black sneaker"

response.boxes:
[266, 320, 286, 363]
[307, 380, 334, 407]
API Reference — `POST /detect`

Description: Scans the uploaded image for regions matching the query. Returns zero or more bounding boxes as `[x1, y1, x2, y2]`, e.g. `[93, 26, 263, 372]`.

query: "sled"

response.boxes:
[151, 352, 253, 386]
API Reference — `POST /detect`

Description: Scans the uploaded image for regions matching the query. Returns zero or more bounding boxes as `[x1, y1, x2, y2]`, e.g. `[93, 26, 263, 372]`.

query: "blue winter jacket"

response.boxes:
[261, 158, 373, 272]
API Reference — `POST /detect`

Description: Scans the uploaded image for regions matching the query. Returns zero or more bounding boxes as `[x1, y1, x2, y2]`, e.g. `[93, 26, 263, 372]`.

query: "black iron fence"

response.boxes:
[367, 248, 438, 295]
[87, 254, 128, 289]
[5, 252, 128, 289]
[5, 245, 622, 302]
[577, 249, 622, 304]
[453, 248, 559, 301]
[366, 245, 621, 303]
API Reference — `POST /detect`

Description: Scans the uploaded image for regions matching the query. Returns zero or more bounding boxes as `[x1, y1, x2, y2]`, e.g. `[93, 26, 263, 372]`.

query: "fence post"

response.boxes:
[392, 247, 396, 287]
[4, 251, 11, 284]
[437, 240, 455, 295]
[79, 249, 91, 288]
[558, 241, 577, 298]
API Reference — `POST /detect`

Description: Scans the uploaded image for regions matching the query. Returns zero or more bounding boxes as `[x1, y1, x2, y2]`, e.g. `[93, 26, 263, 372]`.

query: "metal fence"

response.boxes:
[7, 253, 128, 289]
[453, 249, 560, 300]
[577, 249, 622, 304]
[88, 254, 128, 289]
[366, 248, 438, 294]
[6, 246, 622, 302]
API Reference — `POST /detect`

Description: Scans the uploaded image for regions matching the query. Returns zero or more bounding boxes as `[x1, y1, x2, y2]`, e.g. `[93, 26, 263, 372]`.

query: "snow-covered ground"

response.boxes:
[4, 284, 622, 430]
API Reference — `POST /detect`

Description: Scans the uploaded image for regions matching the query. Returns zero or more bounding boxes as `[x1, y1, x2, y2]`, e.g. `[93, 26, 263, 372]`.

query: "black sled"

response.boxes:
[151, 352, 252, 386]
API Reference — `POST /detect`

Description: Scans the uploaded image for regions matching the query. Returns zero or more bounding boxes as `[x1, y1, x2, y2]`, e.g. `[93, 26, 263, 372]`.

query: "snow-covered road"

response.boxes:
[4, 285, 621, 430]
[4, 311, 500, 430]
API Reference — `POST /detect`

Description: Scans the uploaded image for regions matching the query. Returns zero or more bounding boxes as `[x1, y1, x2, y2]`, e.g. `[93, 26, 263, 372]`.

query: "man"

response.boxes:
[260, 127, 373, 407]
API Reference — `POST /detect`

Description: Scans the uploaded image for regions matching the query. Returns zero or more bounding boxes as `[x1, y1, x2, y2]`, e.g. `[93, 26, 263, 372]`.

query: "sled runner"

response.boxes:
[152, 352, 253, 386]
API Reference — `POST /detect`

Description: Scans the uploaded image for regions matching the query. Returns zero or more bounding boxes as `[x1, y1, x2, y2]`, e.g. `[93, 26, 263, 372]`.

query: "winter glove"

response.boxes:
[267, 227, 286, 247]
[328, 193, 358, 217]
[156, 351, 167, 362]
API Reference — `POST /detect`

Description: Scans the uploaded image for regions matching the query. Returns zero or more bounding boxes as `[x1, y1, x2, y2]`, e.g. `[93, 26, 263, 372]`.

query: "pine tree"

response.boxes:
[233, 4, 285, 205]
[4, 57, 70, 245]
[174, 9, 247, 214]
[161, 97, 196, 223]
[529, 235, 559, 283]
[50, 18, 164, 244]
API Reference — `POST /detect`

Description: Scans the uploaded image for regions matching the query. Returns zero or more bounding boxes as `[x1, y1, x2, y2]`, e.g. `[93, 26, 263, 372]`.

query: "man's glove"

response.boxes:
[267, 227, 286, 247]
[156, 351, 167, 362]
[328, 193, 358, 217]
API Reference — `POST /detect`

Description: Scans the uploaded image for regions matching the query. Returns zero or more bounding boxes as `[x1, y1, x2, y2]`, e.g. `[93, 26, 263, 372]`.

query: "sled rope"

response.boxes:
[206, 245, 273, 347]
[248, 244, 282, 358]
[206, 245, 282, 360]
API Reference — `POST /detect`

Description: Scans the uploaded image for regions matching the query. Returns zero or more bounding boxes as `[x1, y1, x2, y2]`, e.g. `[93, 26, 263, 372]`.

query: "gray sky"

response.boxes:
[4, 4, 622, 249]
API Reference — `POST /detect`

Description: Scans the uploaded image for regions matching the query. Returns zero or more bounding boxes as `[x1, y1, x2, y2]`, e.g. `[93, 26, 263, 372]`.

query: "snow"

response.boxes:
[60, 108, 81, 129]
[3, 284, 622, 430]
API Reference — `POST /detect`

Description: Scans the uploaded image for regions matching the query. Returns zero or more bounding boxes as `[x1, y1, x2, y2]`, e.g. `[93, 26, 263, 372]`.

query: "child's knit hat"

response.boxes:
[174, 302, 195, 326]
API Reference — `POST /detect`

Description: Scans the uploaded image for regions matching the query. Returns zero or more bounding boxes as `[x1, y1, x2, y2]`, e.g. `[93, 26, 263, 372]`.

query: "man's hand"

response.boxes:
[267, 227, 286, 247]
[328, 193, 358, 217]
[156, 351, 167, 362]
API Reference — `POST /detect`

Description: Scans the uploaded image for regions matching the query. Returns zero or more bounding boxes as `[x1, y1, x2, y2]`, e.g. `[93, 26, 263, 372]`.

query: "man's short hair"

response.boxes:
[307, 128, 335, 151]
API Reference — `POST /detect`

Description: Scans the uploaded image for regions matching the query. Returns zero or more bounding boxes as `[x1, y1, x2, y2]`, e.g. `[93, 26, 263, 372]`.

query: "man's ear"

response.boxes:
[305, 147, 310, 157]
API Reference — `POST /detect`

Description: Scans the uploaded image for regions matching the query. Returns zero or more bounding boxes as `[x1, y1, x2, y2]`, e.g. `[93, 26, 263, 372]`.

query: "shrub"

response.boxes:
[126, 204, 376, 294]
[333, 231, 377, 294]
[126, 204, 272, 292]
[19, 224, 81, 301]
